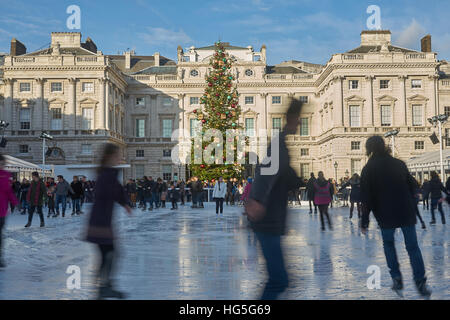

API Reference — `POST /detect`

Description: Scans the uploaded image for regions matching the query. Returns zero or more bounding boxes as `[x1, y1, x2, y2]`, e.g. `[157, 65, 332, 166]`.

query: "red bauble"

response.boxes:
[193, 109, 197, 113]
[200, 164, 205, 168]
[202, 119, 206, 123]
[231, 104, 236, 108]
[215, 93, 219, 96]
[208, 83, 213, 87]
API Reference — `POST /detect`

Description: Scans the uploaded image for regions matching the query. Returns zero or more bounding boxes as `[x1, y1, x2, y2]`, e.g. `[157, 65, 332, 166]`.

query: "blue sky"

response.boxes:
[0, 0, 449, 65]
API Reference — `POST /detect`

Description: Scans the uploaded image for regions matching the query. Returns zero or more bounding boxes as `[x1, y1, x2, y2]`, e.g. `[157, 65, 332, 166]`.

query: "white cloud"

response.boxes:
[139, 27, 192, 46]
[396, 19, 426, 49]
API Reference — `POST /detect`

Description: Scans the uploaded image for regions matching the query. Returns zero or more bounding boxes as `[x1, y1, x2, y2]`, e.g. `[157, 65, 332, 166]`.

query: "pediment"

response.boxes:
[242, 108, 258, 116]
[344, 95, 366, 102]
[16, 98, 35, 106]
[407, 94, 429, 102]
[48, 98, 67, 105]
[79, 97, 98, 104]
[375, 95, 397, 102]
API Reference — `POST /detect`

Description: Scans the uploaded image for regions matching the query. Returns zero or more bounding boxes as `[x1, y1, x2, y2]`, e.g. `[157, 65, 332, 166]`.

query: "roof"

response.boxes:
[346, 45, 418, 54]
[266, 65, 308, 74]
[4, 155, 52, 173]
[407, 149, 450, 167]
[132, 65, 177, 75]
[195, 42, 248, 50]
[23, 46, 96, 56]
[107, 55, 176, 74]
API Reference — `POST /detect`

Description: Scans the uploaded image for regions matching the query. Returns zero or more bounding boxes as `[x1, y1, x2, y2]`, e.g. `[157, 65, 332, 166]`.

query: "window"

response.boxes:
[381, 105, 391, 126]
[411, 79, 422, 89]
[299, 96, 309, 103]
[190, 69, 199, 77]
[82, 108, 93, 130]
[351, 159, 362, 175]
[380, 80, 390, 89]
[445, 106, 450, 118]
[162, 97, 172, 107]
[245, 96, 254, 105]
[349, 80, 359, 90]
[190, 97, 199, 105]
[135, 164, 145, 178]
[51, 108, 62, 130]
[245, 69, 253, 76]
[163, 149, 171, 157]
[300, 163, 310, 179]
[20, 108, 31, 129]
[136, 97, 145, 106]
[162, 119, 172, 138]
[19, 145, 28, 154]
[135, 119, 145, 137]
[162, 165, 172, 181]
[446, 129, 450, 147]
[272, 96, 281, 104]
[253, 55, 261, 62]
[19, 82, 31, 92]
[81, 144, 92, 155]
[182, 56, 190, 62]
[300, 149, 309, 156]
[51, 82, 62, 92]
[351, 141, 361, 150]
[190, 118, 199, 137]
[412, 105, 423, 126]
[272, 118, 282, 130]
[300, 118, 309, 136]
[136, 150, 144, 157]
[414, 141, 424, 150]
[349, 105, 360, 127]
[245, 118, 255, 137]
[82, 82, 94, 92]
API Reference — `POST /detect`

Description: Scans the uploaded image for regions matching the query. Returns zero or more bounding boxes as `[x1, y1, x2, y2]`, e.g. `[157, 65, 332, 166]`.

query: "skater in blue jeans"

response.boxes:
[245, 99, 305, 300]
[360, 135, 431, 298]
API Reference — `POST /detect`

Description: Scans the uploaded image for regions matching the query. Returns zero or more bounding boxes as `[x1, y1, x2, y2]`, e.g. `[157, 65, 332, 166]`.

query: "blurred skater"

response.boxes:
[85, 143, 132, 300]
[313, 171, 334, 231]
[25, 171, 47, 228]
[213, 177, 226, 215]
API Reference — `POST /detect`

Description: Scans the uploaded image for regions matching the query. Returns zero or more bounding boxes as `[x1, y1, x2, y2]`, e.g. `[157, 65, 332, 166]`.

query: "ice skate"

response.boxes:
[391, 278, 404, 298]
[416, 279, 432, 299]
[97, 286, 127, 300]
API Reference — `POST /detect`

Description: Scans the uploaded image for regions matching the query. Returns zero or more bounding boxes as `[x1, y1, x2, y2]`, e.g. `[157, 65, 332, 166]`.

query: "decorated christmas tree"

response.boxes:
[189, 41, 244, 181]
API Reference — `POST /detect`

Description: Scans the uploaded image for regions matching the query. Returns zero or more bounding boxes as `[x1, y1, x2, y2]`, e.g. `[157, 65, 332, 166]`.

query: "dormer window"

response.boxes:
[182, 56, 190, 62]
[253, 55, 261, 62]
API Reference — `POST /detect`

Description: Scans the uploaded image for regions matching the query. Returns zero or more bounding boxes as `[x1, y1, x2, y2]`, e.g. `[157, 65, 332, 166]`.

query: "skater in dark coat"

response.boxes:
[168, 183, 180, 210]
[424, 171, 447, 225]
[339, 173, 362, 219]
[85, 143, 132, 299]
[360, 135, 431, 298]
[411, 177, 426, 229]
[306, 173, 317, 214]
[25, 172, 47, 228]
[70, 176, 84, 215]
[246, 99, 306, 300]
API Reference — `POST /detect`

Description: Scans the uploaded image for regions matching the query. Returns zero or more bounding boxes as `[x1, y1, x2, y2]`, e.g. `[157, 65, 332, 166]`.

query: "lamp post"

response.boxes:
[334, 161, 338, 181]
[428, 114, 449, 181]
[39, 131, 53, 178]
[384, 129, 399, 157]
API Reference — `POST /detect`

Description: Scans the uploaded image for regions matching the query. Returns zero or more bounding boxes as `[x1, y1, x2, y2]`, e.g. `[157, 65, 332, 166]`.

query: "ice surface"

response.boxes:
[0, 202, 448, 300]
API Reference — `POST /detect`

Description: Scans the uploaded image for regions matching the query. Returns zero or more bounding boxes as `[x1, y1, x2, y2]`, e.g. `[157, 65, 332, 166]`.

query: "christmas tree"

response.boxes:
[189, 41, 244, 181]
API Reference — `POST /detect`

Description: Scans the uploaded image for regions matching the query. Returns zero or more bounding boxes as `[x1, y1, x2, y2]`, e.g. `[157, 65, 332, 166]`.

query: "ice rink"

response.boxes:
[0, 202, 448, 300]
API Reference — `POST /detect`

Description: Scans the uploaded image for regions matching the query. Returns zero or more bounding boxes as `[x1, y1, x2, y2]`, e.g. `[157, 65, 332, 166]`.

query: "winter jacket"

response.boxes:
[241, 183, 252, 202]
[339, 178, 362, 203]
[19, 182, 31, 201]
[212, 182, 227, 199]
[126, 182, 137, 194]
[86, 167, 127, 245]
[168, 188, 180, 201]
[26, 179, 47, 207]
[191, 180, 203, 194]
[249, 131, 305, 235]
[70, 181, 84, 199]
[306, 178, 316, 199]
[0, 169, 19, 217]
[313, 180, 333, 205]
[55, 180, 72, 196]
[425, 177, 447, 199]
[360, 154, 417, 229]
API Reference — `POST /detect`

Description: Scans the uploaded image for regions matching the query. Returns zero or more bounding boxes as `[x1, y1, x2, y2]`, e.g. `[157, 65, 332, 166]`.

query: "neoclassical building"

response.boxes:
[1, 30, 449, 182]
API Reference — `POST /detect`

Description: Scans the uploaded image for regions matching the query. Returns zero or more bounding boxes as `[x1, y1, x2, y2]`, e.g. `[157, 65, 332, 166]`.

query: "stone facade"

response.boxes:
[1, 30, 450, 182]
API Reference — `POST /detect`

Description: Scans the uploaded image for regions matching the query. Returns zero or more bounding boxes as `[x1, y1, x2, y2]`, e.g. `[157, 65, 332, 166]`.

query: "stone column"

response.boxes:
[98, 78, 106, 130]
[105, 81, 110, 134]
[430, 75, 439, 115]
[178, 93, 185, 134]
[333, 76, 344, 127]
[398, 75, 407, 127]
[68, 78, 77, 133]
[365, 75, 374, 127]
[3, 79, 14, 133]
[259, 92, 268, 131]
[34, 78, 44, 131]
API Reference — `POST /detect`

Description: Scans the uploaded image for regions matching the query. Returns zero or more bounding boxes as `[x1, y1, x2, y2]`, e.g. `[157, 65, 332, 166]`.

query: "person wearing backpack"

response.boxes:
[313, 171, 334, 231]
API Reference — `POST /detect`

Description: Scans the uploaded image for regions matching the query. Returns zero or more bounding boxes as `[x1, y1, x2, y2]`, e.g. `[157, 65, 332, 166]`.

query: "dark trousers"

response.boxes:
[308, 199, 317, 213]
[171, 200, 178, 209]
[28, 206, 44, 225]
[255, 232, 288, 300]
[318, 204, 332, 229]
[215, 198, 224, 214]
[72, 198, 81, 213]
[0, 217, 5, 259]
[97, 243, 115, 287]
[430, 198, 446, 223]
[380, 225, 426, 282]
[350, 201, 361, 218]
[422, 197, 429, 210]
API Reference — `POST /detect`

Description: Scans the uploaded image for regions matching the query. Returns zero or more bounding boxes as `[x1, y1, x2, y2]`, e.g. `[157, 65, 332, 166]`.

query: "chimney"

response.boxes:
[125, 51, 131, 69]
[154, 52, 160, 66]
[360, 30, 391, 46]
[260, 44, 266, 63]
[421, 34, 431, 53]
[177, 45, 183, 63]
[10, 38, 26, 56]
